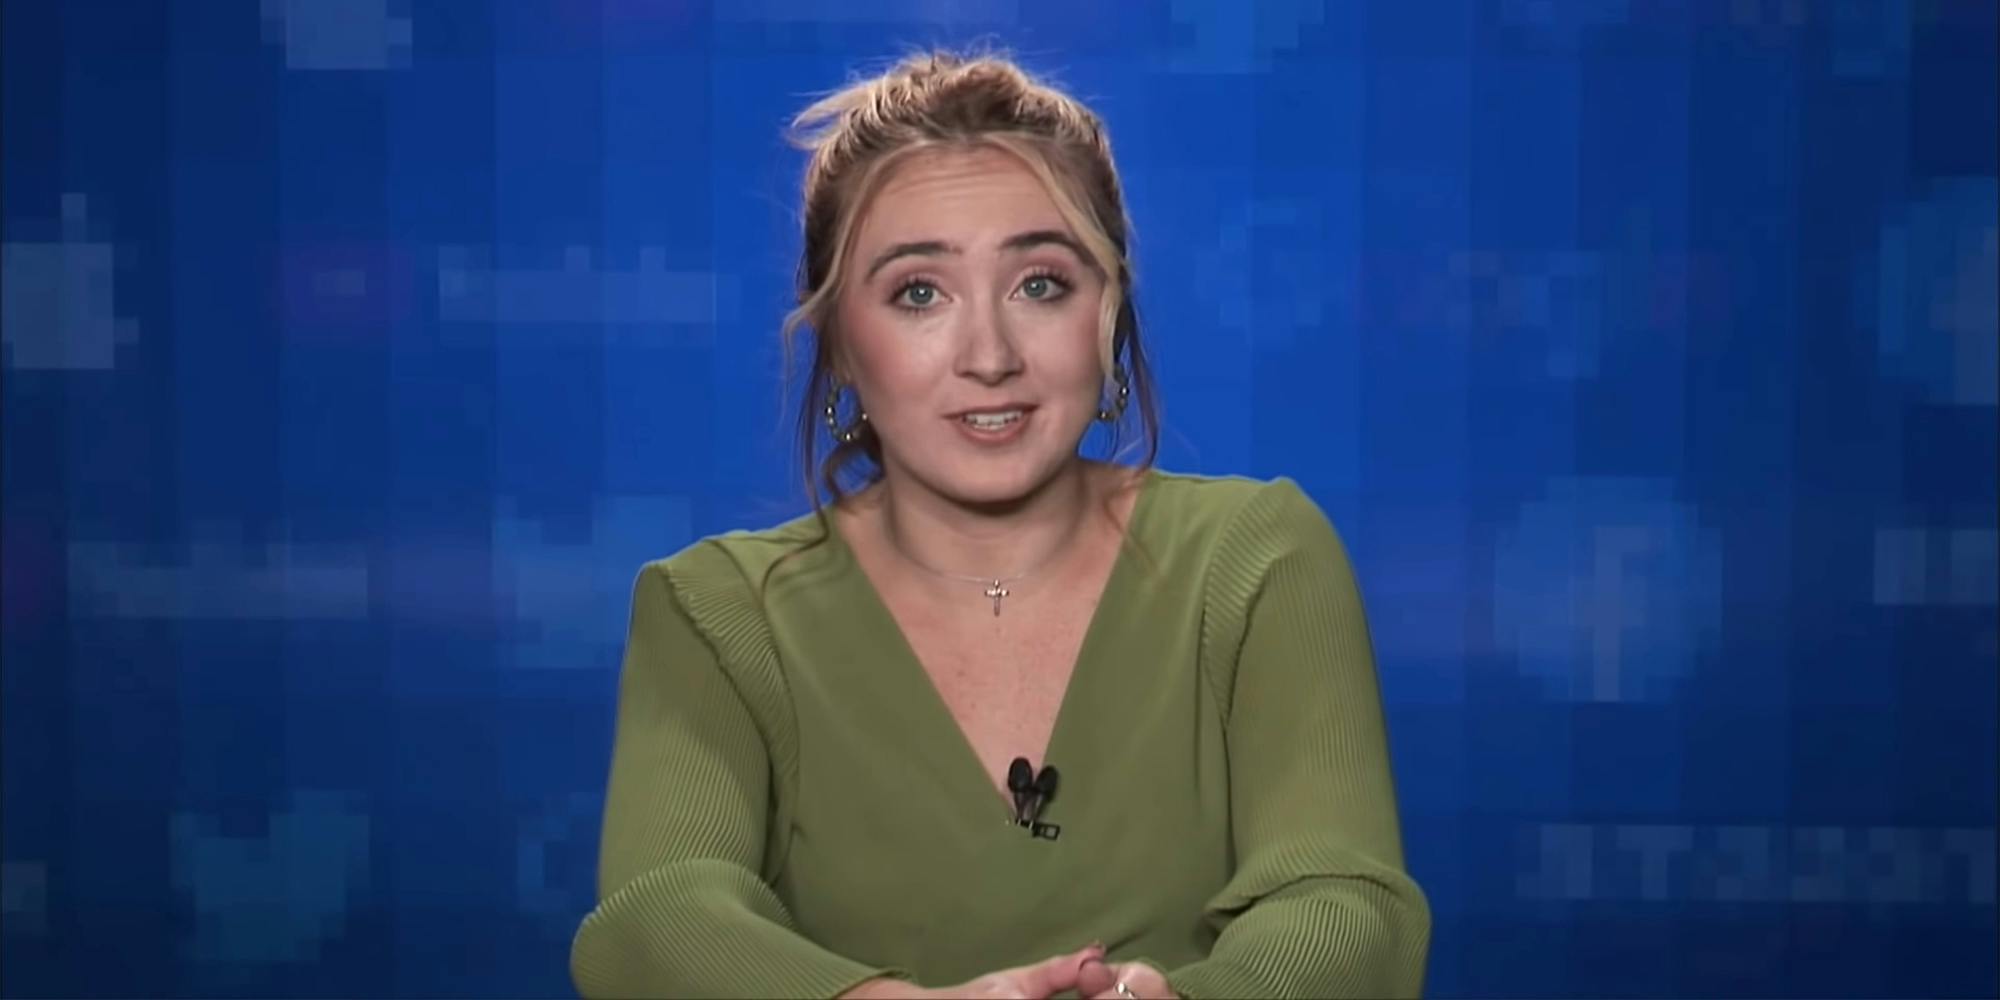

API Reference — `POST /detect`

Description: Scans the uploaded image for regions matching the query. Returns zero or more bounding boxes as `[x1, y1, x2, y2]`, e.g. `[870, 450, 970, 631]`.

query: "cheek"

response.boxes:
[835, 306, 941, 404]
[832, 296, 892, 381]
[1048, 314, 1108, 393]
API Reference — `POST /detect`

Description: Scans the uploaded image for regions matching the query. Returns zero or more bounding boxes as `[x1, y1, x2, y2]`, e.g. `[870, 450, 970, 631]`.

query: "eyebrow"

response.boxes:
[862, 229, 1089, 281]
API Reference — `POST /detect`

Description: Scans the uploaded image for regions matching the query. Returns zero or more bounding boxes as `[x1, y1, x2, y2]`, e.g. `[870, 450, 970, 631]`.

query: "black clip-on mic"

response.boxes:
[1006, 755, 1062, 841]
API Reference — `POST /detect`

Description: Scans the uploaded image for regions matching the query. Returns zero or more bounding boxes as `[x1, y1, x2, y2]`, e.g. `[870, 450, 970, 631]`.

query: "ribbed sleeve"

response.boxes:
[1165, 480, 1432, 999]
[569, 556, 915, 999]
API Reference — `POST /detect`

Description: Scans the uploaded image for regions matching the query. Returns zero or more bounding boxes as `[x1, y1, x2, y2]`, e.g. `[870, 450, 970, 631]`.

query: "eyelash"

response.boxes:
[887, 268, 1075, 313]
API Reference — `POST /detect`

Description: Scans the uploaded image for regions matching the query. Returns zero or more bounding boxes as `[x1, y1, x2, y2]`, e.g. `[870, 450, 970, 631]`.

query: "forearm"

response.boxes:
[1167, 874, 1429, 999]
[837, 977, 928, 999]
[572, 860, 913, 999]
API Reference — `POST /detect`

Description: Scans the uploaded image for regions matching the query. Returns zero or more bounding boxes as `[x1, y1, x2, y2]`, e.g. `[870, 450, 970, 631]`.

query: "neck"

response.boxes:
[875, 460, 1098, 582]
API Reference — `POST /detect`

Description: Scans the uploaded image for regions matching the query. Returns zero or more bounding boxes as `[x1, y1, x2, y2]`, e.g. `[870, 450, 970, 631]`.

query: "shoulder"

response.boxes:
[1143, 469, 1341, 560]
[643, 508, 828, 592]
[630, 509, 832, 636]
[1143, 469, 1356, 616]
[626, 515, 824, 725]
[1152, 471, 1360, 714]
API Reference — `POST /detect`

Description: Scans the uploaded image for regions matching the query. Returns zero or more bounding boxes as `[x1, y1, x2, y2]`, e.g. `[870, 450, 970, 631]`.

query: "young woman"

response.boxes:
[571, 50, 1430, 1000]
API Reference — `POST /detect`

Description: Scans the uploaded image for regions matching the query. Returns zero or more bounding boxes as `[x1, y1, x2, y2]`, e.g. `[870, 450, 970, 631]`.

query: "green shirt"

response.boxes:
[570, 469, 1430, 998]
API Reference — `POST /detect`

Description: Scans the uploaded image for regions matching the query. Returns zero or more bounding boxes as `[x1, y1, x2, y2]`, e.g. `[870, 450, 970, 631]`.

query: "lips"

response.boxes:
[951, 404, 1035, 443]
[951, 403, 1037, 419]
[960, 409, 1025, 430]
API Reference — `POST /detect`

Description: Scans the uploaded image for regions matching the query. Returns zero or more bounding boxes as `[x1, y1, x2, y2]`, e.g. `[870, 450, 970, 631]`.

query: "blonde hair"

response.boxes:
[780, 48, 1161, 505]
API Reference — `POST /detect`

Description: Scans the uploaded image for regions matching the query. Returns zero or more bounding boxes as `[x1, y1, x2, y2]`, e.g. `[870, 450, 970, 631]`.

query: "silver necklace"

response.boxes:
[885, 526, 1075, 617]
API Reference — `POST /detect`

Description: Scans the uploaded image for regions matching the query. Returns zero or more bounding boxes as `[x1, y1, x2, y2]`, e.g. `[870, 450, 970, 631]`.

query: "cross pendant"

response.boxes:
[984, 579, 1009, 616]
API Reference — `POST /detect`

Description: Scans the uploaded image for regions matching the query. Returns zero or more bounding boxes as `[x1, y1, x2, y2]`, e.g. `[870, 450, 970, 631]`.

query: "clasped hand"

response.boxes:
[923, 944, 1176, 999]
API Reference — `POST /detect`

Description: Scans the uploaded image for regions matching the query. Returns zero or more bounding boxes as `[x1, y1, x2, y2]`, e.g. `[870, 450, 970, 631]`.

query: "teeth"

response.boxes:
[961, 409, 1023, 429]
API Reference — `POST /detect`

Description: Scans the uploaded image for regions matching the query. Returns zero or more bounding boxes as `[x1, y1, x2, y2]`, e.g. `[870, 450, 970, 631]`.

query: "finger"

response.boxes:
[1088, 960, 1170, 1000]
[1076, 956, 1118, 997]
[1126, 961, 1174, 999]
[1014, 944, 1105, 997]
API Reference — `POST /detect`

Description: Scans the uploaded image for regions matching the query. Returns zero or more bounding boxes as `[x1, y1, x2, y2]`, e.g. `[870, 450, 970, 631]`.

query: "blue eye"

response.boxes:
[1018, 272, 1071, 301]
[893, 281, 940, 310]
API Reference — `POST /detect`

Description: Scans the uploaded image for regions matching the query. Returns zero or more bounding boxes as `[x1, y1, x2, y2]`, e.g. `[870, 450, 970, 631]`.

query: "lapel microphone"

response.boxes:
[1005, 755, 1062, 841]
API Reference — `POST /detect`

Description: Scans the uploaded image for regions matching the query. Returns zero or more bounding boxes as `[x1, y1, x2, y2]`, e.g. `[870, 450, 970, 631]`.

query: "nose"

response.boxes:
[953, 298, 1024, 384]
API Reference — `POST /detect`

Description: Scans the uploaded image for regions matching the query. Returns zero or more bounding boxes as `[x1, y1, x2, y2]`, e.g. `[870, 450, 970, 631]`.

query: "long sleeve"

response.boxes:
[570, 560, 915, 999]
[1164, 481, 1432, 999]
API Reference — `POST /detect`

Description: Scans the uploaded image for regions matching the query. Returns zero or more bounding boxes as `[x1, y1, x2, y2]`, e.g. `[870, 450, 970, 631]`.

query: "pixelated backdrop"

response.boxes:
[3, 1, 1995, 997]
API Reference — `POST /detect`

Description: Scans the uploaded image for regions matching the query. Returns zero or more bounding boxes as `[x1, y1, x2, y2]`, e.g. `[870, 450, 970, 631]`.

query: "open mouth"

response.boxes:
[952, 405, 1036, 442]
[960, 409, 1025, 431]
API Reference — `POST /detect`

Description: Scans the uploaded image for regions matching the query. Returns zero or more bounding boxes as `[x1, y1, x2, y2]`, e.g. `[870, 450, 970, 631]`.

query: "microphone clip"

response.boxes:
[1006, 756, 1062, 841]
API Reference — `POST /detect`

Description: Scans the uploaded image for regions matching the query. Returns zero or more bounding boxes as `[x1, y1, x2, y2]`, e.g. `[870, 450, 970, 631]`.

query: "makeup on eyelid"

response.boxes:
[884, 269, 1077, 313]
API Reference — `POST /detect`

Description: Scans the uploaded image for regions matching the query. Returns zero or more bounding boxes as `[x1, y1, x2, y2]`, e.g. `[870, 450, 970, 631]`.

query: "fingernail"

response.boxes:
[1089, 940, 1104, 951]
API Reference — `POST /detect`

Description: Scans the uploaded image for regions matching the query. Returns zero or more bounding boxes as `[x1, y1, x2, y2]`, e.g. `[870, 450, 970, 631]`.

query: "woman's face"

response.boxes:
[834, 147, 1108, 507]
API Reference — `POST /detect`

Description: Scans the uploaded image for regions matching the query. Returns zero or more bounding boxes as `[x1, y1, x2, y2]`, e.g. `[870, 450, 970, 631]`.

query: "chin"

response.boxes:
[921, 453, 1068, 508]
[938, 463, 1039, 503]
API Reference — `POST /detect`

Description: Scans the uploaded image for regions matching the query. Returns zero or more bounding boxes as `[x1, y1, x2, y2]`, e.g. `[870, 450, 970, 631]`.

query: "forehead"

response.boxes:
[851, 147, 1070, 248]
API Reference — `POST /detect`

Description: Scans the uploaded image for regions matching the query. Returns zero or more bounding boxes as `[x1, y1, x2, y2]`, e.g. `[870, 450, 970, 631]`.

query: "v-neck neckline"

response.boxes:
[824, 467, 1160, 822]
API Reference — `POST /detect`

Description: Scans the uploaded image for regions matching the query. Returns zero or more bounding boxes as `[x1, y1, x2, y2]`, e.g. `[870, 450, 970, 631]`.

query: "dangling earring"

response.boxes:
[825, 383, 870, 444]
[1095, 364, 1130, 423]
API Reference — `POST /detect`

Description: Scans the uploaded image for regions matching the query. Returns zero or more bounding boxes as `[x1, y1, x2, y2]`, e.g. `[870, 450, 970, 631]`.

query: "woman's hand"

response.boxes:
[842, 944, 1106, 999]
[934, 944, 1106, 999]
[1076, 957, 1177, 1000]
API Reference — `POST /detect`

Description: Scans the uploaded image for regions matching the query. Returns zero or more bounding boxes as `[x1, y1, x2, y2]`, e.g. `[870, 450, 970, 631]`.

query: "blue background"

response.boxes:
[3, 1, 1995, 997]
